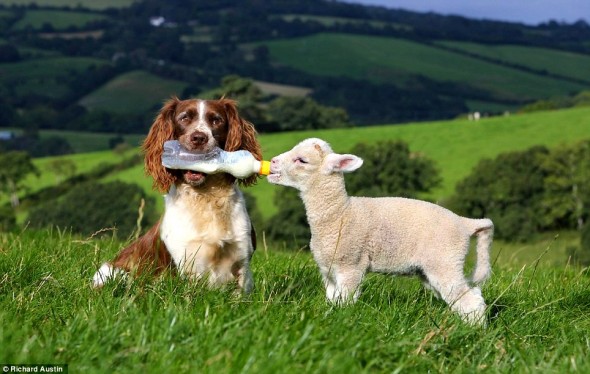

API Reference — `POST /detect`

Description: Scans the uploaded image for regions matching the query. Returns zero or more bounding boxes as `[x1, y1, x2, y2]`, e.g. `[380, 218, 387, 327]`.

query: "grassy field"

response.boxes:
[78, 70, 189, 115]
[18, 148, 139, 207]
[275, 14, 412, 30]
[260, 33, 589, 102]
[437, 41, 590, 84]
[249, 106, 590, 217]
[0, 229, 588, 372]
[1, 0, 137, 10]
[11, 10, 109, 31]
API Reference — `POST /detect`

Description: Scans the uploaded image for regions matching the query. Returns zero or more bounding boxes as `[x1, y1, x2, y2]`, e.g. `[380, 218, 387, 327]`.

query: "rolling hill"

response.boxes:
[260, 33, 590, 110]
[78, 70, 188, 114]
[22, 106, 590, 219]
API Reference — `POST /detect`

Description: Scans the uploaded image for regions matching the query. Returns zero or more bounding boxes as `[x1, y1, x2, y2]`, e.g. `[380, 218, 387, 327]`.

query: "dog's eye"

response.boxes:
[178, 114, 189, 123]
[294, 157, 308, 164]
[211, 117, 223, 126]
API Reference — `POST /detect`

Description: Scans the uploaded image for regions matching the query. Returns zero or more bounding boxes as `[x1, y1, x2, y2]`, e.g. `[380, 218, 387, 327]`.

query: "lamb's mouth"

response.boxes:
[266, 173, 281, 183]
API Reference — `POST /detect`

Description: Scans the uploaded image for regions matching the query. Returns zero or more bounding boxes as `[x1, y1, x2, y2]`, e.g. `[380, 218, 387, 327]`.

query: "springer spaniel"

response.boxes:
[92, 97, 262, 292]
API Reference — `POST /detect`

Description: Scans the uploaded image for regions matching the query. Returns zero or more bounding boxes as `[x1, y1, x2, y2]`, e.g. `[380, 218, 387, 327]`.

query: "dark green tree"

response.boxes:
[0, 151, 38, 208]
[267, 96, 351, 132]
[0, 205, 16, 232]
[345, 140, 440, 198]
[264, 187, 310, 249]
[201, 75, 268, 125]
[582, 221, 590, 254]
[28, 181, 158, 238]
[541, 140, 590, 230]
[450, 146, 550, 241]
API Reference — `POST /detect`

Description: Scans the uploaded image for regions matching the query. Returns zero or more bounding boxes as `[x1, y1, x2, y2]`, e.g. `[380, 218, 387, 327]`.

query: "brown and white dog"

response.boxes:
[92, 97, 262, 292]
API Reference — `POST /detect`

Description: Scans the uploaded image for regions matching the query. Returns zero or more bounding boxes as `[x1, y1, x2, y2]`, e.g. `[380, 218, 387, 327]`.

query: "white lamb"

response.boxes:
[267, 138, 494, 325]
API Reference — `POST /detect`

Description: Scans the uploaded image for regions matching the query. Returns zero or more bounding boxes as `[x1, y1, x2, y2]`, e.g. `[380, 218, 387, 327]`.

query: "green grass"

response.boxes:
[436, 41, 590, 84]
[12, 10, 109, 31]
[78, 70, 189, 115]
[1, 0, 137, 10]
[260, 33, 589, 102]
[0, 229, 589, 372]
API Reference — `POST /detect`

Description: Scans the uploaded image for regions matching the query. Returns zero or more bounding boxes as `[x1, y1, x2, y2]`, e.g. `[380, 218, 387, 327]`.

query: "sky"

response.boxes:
[343, 0, 590, 25]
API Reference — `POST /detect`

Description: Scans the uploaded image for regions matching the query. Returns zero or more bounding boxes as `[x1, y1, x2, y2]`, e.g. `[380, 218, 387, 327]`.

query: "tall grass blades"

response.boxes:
[1, 229, 589, 372]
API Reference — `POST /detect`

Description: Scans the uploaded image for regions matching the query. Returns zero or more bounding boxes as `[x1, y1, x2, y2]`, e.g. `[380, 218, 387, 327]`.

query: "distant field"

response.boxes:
[21, 106, 589, 219]
[78, 70, 188, 115]
[276, 14, 412, 31]
[261, 33, 589, 102]
[11, 10, 109, 31]
[39, 130, 144, 153]
[253, 80, 312, 97]
[16, 107, 590, 220]
[66, 106, 590, 219]
[19, 149, 138, 205]
[0, 56, 109, 100]
[436, 41, 590, 84]
[1, 0, 137, 10]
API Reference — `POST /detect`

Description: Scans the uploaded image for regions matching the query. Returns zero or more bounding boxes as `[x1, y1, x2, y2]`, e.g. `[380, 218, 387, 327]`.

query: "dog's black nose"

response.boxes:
[191, 131, 208, 146]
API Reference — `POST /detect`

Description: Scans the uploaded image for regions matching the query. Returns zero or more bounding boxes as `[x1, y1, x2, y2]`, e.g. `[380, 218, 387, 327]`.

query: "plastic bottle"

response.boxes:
[161, 140, 270, 178]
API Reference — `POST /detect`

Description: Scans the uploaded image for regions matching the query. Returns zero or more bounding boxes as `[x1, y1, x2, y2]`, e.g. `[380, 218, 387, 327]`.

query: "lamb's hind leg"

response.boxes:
[424, 267, 487, 326]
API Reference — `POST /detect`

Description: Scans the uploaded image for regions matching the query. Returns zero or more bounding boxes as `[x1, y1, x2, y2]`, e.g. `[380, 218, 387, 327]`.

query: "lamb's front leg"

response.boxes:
[321, 266, 364, 305]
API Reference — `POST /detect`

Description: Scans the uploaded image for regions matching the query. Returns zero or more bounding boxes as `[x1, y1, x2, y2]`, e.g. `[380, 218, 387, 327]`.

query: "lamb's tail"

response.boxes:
[469, 218, 494, 285]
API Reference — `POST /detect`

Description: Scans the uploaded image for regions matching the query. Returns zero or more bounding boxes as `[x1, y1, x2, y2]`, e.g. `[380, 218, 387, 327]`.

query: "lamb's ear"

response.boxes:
[322, 153, 363, 174]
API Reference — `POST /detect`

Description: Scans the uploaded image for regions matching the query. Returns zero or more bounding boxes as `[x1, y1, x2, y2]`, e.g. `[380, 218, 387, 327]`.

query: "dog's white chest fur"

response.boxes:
[160, 185, 252, 284]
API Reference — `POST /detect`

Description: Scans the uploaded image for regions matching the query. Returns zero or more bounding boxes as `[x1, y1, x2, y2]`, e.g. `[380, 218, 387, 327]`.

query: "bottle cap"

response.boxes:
[259, 160, 271, 175]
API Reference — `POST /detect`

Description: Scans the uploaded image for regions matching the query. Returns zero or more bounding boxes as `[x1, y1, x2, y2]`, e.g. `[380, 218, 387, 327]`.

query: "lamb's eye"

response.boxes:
[294, 157, 308, 164]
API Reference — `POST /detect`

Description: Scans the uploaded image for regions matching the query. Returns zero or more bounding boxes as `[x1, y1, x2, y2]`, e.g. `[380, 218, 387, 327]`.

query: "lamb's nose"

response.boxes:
[191, 131, 208, 146]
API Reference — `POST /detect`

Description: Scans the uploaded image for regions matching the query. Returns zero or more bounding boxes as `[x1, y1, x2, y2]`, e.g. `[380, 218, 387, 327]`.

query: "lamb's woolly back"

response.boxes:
[268, 138, 494, 325]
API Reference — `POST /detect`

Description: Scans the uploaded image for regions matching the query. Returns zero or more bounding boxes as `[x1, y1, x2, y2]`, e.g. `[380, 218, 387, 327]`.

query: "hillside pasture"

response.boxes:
[247, 106, 590, 218]
[253, 80, 312, 97]
[0, 0, 137, 10]
[16, 149, 139, 209]
[0, 56, 109, 100]
[261, 33, 589, 102]
[78, 70, 188, 115]
[436, 41, 590, 84]
[39, 130, 144, 153]
[11, 10, 109, 31]
[71, 106, 590, 220]
[21, 107, 588, 220]
[276, 14, 412, 31]
[0, 229, 588, 372]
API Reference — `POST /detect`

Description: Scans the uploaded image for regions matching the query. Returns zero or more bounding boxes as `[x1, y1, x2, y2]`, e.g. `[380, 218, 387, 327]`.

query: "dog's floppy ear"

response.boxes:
[221, 98, 262, 187]
[143, 97, 179, 192]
